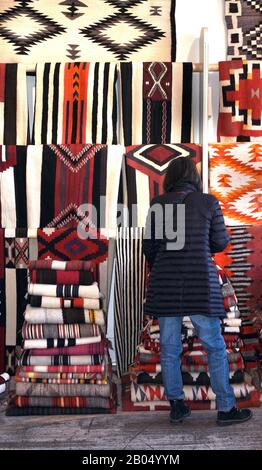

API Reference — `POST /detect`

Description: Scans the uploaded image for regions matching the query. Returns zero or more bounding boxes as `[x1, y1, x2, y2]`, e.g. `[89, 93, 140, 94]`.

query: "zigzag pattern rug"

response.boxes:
[214, 225, 262, 317]
[217, 60, 262, 142]
[225, 0, 262, 60]
[0, 64, 27, 144]
[209, 143, 262, 225]
[0, 1, 176, 63]
[120, 62, 193, 145]
[0, 145, 124, 229]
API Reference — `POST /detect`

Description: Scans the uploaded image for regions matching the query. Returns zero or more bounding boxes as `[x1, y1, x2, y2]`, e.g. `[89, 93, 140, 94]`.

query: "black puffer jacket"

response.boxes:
[143, 183, 229, 317]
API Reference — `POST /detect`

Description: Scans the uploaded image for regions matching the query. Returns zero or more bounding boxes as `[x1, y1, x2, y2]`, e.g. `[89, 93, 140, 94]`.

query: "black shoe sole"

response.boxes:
[170, 409, 191, 424]
[216, 411, 253, 426]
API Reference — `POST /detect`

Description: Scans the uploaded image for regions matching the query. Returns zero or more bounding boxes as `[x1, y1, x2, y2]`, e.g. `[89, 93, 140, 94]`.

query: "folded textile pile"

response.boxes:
[122, 265, 260, 411]
[6, 260, 116, 415]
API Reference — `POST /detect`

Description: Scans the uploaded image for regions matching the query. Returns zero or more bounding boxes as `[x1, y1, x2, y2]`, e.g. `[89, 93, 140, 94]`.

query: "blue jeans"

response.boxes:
[158, 315, 236, 412]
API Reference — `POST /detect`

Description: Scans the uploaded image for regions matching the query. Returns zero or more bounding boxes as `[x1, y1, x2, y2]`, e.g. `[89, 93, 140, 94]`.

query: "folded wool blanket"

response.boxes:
[130, 382, 255, 403]
[222, 318, 242, 327]
[222, 326, 240, 333]
[142, 335, 242, 355]
[30, 270, 94, 286]
[15, 373, 108, 385]
[0, 372, 10, 395]
[14, 395, 114, 409]
[19, 352, 105, 367]
[132, 356, 245, 372]
[134, 369, 245, 386]
[122, 392, 261, 412]
[29, 260, 93, 271]
[22, 322, 101, 340]
[137, 346, 242, 365]
[6, 405, 116, 415]
[17, 369, 108, 381]
[27, 341, 107, 356]
[23, 336, 102, 349]
[24, 305, 105, 326]
[28, 282, 100, 299]
[29, 295, 102, 310]
[182, 350, 242, 366]
[21, 364, 106, 374]
[16, 381, 112, 398]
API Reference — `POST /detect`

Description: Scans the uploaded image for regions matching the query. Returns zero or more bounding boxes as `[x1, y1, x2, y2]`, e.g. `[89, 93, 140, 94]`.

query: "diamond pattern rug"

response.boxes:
[0, 0, 176, 62]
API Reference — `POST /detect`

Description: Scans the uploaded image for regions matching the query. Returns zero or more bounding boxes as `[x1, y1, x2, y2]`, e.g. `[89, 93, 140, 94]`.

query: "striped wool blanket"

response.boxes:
[23, 336, 102, 349]
[29, 295, 102, 310]
[29, 269, 94, 286]
[24, 305, 105, 326]
[22, 322, 101, 340]
[15, 370, 108, 385]
[25, 341, 107, 356]
[14, 395, 114, 409]
[28, 282, 100, 299]
[19, 352, 105, 367]
[16, 381, 112, 398]
[132, 356, 245, 372]
[21, 364, 106, 374]
[29, 260, 93, 271]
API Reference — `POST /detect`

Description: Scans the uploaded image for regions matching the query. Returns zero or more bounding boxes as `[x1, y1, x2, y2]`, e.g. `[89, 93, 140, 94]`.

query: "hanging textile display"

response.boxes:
[124, 144, 202, 226]
[209, 143, 262, 225]
[0, 64, 28, 144]
[217, 60, 262, 142]
[0, 145, 124, 229]
[114, 227, 146, 376]
[224, 0, 262, 60]
[33, 62, 118, 145]
[0, 1, 176, 63]
[119, 62, 193, 145]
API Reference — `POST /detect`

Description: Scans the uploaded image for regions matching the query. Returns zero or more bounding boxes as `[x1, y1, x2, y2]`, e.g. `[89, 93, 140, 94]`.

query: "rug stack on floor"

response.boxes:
[6, 260, 116, 415]
[122, 265, 260, 411]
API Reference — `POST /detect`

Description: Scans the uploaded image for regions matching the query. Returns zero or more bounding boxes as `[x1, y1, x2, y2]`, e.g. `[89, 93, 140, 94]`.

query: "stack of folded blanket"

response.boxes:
[122, 265, 260, 411]
[6, 260, 116, 415]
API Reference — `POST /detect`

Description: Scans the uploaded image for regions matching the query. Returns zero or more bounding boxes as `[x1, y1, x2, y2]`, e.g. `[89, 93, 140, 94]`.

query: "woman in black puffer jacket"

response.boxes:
[143, 157, 252, 426]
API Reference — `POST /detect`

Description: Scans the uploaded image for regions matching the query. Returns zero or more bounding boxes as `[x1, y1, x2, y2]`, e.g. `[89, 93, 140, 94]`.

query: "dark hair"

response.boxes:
[163, 157, 202, 192]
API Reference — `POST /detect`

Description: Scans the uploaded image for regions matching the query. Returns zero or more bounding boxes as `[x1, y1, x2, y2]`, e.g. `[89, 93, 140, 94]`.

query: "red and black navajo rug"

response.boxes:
[217, 60, 262, 142]
[0, 145, 124, 229]
[124, 144, 201, 226]
[120, 62, 193, 145]
[37, 228, 108, 263]
[121, 375, 261, 411]
[33, 63, 118, 145]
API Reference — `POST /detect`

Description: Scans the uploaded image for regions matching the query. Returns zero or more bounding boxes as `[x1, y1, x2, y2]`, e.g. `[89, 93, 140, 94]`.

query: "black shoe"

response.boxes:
[217, 407, 253, 426]
[169, 399, 191, 424]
